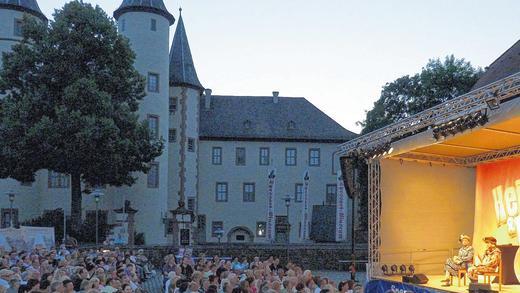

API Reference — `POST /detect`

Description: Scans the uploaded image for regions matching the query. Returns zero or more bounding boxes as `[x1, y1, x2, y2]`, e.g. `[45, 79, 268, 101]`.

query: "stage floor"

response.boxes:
[376, 275, 519, 292]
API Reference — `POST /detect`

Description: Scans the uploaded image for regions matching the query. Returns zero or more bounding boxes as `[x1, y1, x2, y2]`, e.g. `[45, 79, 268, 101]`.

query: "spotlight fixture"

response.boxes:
[381, 264, 389, 275]
[400, 264, 407, 275]
[391, 264, 398, 274]
[408, 265, 415, 275]
[485, 91, 500, 110]
[432, 109, 489, 141]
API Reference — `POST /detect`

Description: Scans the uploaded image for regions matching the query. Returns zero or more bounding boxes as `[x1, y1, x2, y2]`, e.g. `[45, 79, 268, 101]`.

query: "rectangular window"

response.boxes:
[168, 128, 176, 142]
[187, 198, 195, 211]
[151, 18, 157, 31]
[215, 182, 228, 202]
[14, 19, 23, 37]
[259, 147, 270, 166]
[48, 171, 70, 188]
[309, 148, 321, 166]
[212, 147, 222, 165]
[295, 183, 303, 202]
[121, 19, 126, 32]
[147, 162, 159, 188]
[187, 138, 195, 152]
[1, 208, 19, 228]
[285, 148, 297, 166]
[236, 147, 246, 166]
[147, 73, 159, 93]
[243, 183, 255, 202]
[20, 181, 32, 186]
[211, 221, 223, 237]
[326, 184, 337, 205]
[147, 115, 159, 140]
[256, 222, 266, 237]
[169, 97, 177, 114]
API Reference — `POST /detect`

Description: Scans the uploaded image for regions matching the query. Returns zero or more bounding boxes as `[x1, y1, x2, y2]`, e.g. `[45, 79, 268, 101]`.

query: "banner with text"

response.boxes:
[266, 169, 276, 241]
[336, 171, 347, 241]
[300, 171, 310, 240]
[474, 157, 520, 279]
[0, 226, 55, 251]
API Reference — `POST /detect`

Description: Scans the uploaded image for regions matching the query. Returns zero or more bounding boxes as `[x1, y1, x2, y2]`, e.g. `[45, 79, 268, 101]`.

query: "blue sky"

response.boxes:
[37, 0, 520, 133]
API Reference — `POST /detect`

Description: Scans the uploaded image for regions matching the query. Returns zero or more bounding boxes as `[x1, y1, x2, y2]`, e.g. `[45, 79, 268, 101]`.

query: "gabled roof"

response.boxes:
[472, 39, 520, 90]
[0, 0, 47, 22]
[199, 95, 356, 142]
[169, 13, 204, 90]
[114, 0, 175, 25]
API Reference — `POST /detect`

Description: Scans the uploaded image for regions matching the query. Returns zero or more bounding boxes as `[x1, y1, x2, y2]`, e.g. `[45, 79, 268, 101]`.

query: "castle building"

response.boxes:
[0, 0, 355, 244]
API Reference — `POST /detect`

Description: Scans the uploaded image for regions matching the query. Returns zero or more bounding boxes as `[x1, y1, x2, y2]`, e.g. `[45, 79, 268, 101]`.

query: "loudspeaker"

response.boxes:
[468, 283, 497, 293]
[402, 274, 428, 284]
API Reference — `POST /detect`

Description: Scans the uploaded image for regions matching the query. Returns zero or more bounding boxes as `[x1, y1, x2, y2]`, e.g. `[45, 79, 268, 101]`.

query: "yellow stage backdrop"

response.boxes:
[380, 159, 476, 274]
[474, 157, 520, 278]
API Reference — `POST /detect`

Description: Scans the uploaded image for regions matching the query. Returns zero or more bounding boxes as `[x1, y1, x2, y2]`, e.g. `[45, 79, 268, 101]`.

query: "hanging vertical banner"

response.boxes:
[266, 169, 276, 241]
[336, 171, 347, 241]
[300, 171, 310, 240]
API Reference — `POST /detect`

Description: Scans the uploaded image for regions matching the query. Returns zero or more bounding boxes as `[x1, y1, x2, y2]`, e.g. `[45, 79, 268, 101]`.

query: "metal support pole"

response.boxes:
[286, 204, 290, 262]
[95, 201, 99, 248]
[63, 208, 66, 244]
[9, 201, 13, 228]
[351, 196, 356, 255]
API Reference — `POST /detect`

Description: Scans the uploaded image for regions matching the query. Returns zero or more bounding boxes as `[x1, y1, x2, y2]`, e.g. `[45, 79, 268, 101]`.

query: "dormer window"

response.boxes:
[244, 120, 252, 129]
[287, 120, 296, 130]
[14, 19, 23, 37]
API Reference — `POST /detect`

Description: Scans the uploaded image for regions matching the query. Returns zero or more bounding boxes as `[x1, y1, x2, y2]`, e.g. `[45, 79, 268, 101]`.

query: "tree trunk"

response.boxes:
[70, 173, 82, 232]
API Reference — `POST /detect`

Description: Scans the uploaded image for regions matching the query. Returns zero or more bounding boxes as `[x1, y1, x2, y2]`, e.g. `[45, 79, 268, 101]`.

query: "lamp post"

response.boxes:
[283, 194, 292, 262]
[93, 189, 103, 248]
[6, 191, 15, 227]
[215, 228, 224, 256]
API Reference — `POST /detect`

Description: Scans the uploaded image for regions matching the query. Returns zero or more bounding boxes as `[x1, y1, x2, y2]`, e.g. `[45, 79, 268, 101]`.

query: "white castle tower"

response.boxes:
[168, 10, 204, 244]
[113, 0, 174, 244]
[0, 0, 47, 68]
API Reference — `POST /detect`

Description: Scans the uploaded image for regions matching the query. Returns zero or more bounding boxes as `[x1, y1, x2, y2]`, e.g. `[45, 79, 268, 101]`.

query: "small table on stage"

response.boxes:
[497, 244, 519, 285]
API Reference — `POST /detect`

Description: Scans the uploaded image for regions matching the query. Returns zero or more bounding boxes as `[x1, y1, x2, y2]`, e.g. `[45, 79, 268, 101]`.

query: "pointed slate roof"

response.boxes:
[472, 39, 520, 90]
[0, 0, 47, 21]
[169, 12, 204, 90]
[199, 95, 356, 142]
[114, 0, 175, 25]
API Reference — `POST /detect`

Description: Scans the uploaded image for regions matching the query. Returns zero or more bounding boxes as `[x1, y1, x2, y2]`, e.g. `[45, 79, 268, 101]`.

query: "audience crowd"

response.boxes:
[161, 254, 359, 293]
[0, 246, 359, 293]
[0, 245, 152, 293]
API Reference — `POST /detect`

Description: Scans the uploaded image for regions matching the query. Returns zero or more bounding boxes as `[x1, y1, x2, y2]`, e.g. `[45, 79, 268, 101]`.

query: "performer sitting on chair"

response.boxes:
[441, 234, 474, 286]
[468, 236, 501, 282]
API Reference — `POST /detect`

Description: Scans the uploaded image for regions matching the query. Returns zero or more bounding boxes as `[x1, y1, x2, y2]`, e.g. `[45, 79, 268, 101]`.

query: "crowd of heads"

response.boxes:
[162, 254, 359, 293]
[0, 245, 152, 293]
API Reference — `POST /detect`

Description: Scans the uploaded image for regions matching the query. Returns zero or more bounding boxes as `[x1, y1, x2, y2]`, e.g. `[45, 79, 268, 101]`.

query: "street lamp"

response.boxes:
[93, 188, 103, 248]
[215, 228, 225, 255]
[6, 191, 15, 228]
[283, 194, 292, 262]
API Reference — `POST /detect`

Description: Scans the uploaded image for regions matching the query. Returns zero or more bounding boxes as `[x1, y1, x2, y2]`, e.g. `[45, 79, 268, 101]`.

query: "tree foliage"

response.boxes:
[0, 1, 163, 228]
[355, 56, 482, 234]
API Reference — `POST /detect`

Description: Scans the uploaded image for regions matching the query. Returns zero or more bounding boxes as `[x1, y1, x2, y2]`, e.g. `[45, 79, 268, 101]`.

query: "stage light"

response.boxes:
[388, 147, 394, 154]
[391, 264, 398, 274]
[381, 264, 388, 275]
[408, 265, 415, 275]
[400, 264, 406, 275]
[486, 96, 500, 110]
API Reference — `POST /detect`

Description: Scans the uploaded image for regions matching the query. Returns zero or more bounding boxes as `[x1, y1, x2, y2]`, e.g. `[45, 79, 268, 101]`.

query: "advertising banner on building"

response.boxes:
[336, 171, 347, 241]
[300, 171, 310, 240]
[0, 226, 55, 251]
[266, 169, 276, 241]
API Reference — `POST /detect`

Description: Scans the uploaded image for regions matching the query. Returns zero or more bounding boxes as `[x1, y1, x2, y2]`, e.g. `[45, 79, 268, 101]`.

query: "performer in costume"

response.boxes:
[441, 234, 474, 286]
[468, 236, 501, 282]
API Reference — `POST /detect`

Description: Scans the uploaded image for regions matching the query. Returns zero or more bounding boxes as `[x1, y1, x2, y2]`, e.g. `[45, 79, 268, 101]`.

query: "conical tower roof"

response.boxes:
[114, 0, 175, 25]
[169, 11, 203, 90]
[0, 0, 47, 21]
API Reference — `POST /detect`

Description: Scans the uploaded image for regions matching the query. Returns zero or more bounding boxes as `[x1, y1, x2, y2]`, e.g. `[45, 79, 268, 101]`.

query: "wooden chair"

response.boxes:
[482, 257, 502, 291]
[457, 268, 468, 287]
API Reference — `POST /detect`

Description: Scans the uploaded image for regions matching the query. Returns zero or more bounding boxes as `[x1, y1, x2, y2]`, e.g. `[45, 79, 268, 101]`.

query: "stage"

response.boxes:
[371, 275, 520, 293]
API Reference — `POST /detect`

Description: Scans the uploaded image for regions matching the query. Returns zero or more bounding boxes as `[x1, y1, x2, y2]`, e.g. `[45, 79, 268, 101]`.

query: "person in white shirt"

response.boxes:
[0, 269, 14, 289]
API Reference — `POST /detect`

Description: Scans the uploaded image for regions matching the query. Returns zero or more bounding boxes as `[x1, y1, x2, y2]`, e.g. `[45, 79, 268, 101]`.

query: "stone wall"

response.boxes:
[115, 243, 368, 271]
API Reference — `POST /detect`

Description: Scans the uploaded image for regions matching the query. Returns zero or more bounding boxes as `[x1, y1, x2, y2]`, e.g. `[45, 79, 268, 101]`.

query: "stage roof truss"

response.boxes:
[338, 72, 520, 157]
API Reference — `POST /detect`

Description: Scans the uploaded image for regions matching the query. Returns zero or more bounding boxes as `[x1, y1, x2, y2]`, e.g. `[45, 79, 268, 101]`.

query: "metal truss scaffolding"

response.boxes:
[338, 72, 520, 156]
[367, 159, 381, 279]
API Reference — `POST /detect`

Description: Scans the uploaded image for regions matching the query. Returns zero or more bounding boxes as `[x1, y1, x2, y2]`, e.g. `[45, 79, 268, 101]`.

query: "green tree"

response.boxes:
[354, 56, 481, 234]
[0, 1, 163, 229]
